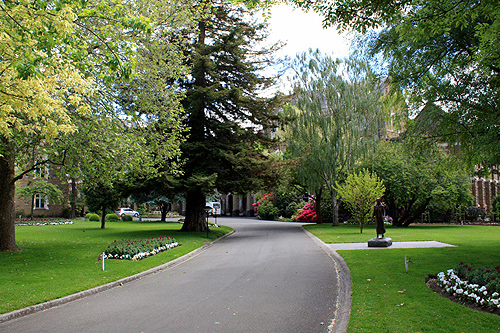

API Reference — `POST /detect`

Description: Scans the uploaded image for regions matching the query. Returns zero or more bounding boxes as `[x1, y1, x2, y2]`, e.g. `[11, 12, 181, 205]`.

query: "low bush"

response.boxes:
[296, 202, 317, 222]
[106, 213, 119, 221]
[257, 200, 280, 220]
[85, 213, 100, 221]
[121, 214, 133, 222]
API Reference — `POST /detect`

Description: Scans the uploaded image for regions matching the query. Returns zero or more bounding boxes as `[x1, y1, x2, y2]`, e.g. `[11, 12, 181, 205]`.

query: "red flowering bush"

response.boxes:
[296, 200, 317, 222]
[454, 262, 500, 293]
[253, 193, 275, 212]
[254, 193, 280, 220]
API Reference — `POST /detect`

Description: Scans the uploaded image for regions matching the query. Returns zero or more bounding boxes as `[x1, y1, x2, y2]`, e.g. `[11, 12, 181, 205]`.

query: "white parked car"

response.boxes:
[115, 207, 140, 217]
[205, 202, 221, 216]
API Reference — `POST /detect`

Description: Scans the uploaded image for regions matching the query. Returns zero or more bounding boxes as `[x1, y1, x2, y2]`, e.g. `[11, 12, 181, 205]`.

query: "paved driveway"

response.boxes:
[1, 218, 343, 332]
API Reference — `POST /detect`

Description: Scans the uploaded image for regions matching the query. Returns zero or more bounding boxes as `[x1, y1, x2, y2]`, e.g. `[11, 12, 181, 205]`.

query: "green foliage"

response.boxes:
[121, 215, 133, 222]
[16, 180, 64, 204]
[272, 185, 307, 218]
[177, 2, 284, 231]
[492, 196, 500, 214]
[367, 141, 473, 226]
[284, 50, 383, 225]
[336, 169, 385, 233]
[256, 200, 280, 221]
[85, 213, 100, 222]
[105, 214, 119, 222]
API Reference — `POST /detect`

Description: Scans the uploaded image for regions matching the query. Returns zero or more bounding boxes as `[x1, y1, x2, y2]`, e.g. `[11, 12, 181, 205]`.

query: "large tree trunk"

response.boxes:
[160, 202, 168, 222]
[181, 189, 208, 232]
[402, 197, 432, 227]
[0, 138, 20, 251]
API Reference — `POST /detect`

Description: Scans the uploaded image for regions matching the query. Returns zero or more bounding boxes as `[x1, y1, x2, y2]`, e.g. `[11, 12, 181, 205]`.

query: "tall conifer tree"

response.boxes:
[179, 1, 282, 231]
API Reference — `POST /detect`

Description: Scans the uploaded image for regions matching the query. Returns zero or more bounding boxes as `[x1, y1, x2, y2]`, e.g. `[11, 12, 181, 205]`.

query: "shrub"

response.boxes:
[121, 214, 133, 222]
[273, 188, 307, 218]
[86, 213, 100, 221]
[492, 196, 500, 214]
[106, 213, 119, 221]
[16, 210, 25, 218]
[296, 202, 317, 222]
[256, 200, 280, 220]
[61, 206, 72, 219]
[285, 201, 305, 219]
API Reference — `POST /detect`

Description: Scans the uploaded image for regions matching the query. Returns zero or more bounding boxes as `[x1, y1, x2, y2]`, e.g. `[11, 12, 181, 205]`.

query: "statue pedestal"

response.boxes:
[368, 237, 393, 247]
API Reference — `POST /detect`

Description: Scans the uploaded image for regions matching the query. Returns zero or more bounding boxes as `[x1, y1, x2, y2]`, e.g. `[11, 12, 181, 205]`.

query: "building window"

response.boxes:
[34, 194, 49, 210]
[34, 166, 49, 179]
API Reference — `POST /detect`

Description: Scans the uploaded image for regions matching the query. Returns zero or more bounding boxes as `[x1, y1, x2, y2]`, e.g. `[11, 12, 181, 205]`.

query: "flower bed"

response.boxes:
[103, 236, 179, 261]
[437, 262, 500, 311]
[15, 218, 74, 226]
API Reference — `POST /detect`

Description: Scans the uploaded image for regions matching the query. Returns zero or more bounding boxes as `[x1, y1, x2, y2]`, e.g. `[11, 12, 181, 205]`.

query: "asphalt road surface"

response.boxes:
[1, 218, 341, 332]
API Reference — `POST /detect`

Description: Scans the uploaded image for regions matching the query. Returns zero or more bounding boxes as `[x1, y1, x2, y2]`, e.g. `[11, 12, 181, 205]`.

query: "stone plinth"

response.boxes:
[368, 237, 393, 247]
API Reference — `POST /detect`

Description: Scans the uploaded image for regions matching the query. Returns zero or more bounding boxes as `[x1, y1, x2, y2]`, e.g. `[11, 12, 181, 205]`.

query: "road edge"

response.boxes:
[302, 227, 352, 333]
[0, 230, 235, 323]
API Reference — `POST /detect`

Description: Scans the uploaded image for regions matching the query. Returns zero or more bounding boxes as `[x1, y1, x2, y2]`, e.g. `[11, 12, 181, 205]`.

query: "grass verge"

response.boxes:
[304, 223, 500, 332]
[0, 219, 231, 314]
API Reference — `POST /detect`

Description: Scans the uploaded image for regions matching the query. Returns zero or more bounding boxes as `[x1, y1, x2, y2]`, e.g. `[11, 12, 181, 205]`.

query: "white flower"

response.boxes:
[456, 289, 464, 294]
[492, 292, 499, 298]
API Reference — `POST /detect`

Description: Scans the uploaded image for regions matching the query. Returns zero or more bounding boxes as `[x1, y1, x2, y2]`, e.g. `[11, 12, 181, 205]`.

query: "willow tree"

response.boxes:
[178, 0, 283, 232]
[294, 0, 500, 171]
[284, 50, 384, 226]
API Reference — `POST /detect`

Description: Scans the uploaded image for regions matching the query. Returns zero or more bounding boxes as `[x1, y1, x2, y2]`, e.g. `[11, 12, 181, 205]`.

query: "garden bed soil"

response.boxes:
[426, 278, 500, 316]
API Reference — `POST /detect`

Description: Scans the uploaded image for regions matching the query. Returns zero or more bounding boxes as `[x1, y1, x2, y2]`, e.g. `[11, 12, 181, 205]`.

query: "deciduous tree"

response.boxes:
[336, 169, 385, 233]
[0, 0, 150, 251]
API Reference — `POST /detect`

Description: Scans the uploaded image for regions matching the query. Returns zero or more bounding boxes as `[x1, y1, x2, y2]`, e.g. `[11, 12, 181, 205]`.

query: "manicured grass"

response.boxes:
[0, 219, 231, 314]
[304, 223, 500, 332]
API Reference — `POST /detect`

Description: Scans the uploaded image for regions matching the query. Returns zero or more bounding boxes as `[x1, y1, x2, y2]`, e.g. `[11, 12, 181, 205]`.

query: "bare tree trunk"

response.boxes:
[315, 187, 323, 224]
[70, 178, 77, 218]
[332, 195, 340, 226]
[181, 189, 208, 232]
[100, 205, 106, 229]
[0, 137, 20, 251]
[30, 194, 34, 220]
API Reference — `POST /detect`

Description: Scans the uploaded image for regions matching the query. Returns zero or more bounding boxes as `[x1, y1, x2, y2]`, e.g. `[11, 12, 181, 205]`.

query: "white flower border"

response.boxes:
[16, 221, 74, 226]
[103, 241, 179, 261]
[437, 269, 500, 309]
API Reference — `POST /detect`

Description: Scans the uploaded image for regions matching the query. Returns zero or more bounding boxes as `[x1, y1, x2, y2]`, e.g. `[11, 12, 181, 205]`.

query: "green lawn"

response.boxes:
[304, 223, 500, 332]
[0, 219, 231, 314]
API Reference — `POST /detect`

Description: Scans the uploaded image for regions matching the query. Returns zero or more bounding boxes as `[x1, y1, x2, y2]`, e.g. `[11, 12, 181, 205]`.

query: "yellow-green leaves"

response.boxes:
[336, 169, 385, 233]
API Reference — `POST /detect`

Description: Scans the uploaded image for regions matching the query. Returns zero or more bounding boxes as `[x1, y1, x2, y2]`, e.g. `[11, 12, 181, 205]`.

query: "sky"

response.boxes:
[260, 4, 354, 92]
[266, 4, 352, 60]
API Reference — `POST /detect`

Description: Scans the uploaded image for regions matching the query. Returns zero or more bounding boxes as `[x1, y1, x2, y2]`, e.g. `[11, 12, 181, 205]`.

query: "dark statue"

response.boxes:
[373, 198, 385, 238]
